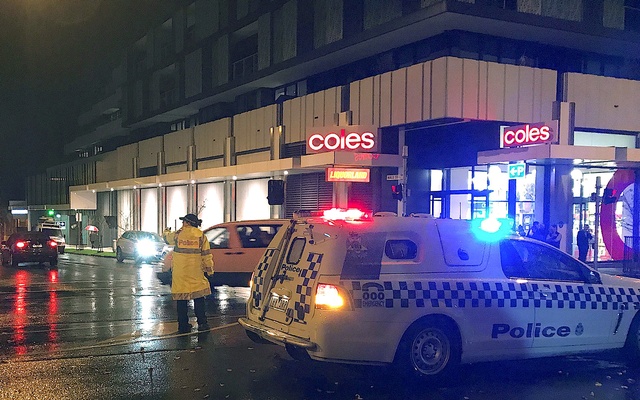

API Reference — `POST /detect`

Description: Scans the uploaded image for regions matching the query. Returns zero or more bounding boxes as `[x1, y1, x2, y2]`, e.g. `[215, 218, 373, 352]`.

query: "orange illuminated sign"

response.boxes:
[326, 168, 370, 182]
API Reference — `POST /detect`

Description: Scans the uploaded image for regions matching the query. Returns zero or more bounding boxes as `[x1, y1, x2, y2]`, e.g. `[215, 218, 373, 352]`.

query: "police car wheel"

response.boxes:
[396, 320, 460, 379]
[625, 314, 640, 361]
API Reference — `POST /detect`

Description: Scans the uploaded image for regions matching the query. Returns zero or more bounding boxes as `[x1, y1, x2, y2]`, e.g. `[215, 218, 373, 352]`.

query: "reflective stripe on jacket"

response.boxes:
[170, 225, 214, 300]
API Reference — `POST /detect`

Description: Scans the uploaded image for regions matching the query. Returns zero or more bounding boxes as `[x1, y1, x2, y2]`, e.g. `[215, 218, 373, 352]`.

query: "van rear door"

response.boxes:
[250, 224, 322, 327]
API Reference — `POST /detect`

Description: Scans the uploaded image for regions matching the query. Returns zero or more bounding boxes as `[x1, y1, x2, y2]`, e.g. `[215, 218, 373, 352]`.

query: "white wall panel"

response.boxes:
[565, 73, 640, 132]
[518, 66, 534, 122]
[350, 81, 361, 126]
[361, 77, 375, 125]
[380, 72, 392, 127]
[236, 151, 270, 164]
[236, 178, 270, 221]
[166, 164, 187, 173]
[97, 151, 118, 182]
[234, 112, 249, 152]
[140, 188, 158, 233]
[139, 137, 163, 168]
[304, 94, 315, 133]
[504, 64, 520, 122]
[164, 128, 193, 164]
[313, 91, 325, 127]
[422, 61, 432, 119]
[117, 144, 138, 180]
[194, 118, 230, 159]
[198, 159, 225, 169]
[540, 69, 556, 121]
[373, 75, 381, 127]
[446, 57, 463, 119]
[391, 68, 407, 126]
[462, 59, 479, 119]
[117, 190, 134, 237]
[166, 185, 188, 232]
[486, 62, 505, 121]
[431, 58, 447, 119]
[406, 63, 423, 123]
[325, 87, 338, 126]
[197, 182, 224, 229]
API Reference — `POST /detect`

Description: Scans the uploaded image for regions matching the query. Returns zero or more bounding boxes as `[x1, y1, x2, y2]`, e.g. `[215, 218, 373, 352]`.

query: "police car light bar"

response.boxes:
[322, 208, 371, 221]
[471, 217, 514, 242]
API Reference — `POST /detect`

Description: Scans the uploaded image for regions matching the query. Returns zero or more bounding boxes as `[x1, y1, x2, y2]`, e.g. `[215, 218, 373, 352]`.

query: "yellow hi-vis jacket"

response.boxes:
[164, 225, 214, 300]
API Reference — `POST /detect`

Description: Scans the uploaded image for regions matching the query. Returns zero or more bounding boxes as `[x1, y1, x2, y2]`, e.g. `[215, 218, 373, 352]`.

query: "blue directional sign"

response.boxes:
[508, 163, 526, 179]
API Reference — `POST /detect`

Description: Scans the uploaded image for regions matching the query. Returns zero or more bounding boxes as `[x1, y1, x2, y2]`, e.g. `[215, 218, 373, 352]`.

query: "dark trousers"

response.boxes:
[578, 246, 588, 262]
[176, 297, 207, 328]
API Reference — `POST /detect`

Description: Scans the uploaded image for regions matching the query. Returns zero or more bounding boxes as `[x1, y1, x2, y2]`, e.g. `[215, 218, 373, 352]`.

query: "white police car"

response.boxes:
[239, 210, 640, 379]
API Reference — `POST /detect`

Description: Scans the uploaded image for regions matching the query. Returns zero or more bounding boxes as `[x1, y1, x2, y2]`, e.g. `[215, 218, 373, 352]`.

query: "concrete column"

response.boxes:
[548, 164, 574, 253]
[334, 182, 349, 208]
[225, 180, 235, 222]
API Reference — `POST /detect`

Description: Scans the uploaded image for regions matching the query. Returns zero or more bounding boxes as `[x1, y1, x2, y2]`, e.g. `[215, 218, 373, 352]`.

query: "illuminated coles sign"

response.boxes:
[500, 122, 555, 148]
[326, 168, 370, 183]
[307, 126, 379, 153]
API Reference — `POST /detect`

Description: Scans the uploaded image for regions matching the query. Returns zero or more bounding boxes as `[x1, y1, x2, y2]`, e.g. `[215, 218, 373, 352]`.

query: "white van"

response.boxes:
[37, 222, 66, 254]
[239, 210, 640, 380]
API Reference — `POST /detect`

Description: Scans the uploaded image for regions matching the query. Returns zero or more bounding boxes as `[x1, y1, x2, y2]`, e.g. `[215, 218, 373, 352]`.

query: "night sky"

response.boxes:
[0, 0, 178, 201]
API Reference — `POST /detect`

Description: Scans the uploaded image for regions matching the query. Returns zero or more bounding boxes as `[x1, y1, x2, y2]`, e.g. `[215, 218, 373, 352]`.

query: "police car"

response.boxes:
[239, 210, 640, 379]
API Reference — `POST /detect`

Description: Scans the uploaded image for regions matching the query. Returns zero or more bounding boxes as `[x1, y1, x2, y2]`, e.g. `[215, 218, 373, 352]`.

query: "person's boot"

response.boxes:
[178, 323, 192, 334]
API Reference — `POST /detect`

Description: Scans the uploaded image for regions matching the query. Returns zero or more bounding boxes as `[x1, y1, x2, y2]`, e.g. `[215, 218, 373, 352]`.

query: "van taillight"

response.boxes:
[315, 284, 346, 310]
[48, 240, 58, 248]
[15, 241, 26, 249]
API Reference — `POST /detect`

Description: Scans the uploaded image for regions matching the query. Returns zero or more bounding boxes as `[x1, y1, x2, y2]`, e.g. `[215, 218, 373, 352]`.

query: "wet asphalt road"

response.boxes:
[1, 254, 640, 399]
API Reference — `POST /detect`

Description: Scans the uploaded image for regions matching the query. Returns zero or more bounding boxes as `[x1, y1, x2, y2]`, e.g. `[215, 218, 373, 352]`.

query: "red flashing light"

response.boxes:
[322, 208, 371, 221]
[15, 241, 26, 249]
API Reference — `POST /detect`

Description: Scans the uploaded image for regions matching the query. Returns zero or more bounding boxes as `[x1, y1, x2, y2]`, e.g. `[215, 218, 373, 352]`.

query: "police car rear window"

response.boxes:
[286, 238, 306, 265]
[384, 240, 417, 260]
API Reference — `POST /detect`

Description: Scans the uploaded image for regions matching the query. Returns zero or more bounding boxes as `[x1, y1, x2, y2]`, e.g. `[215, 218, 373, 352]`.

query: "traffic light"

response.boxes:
[47, 209, 55, 217]
[603, 188, 618, 205]
[267, 179, 285, 205]
[391, 184, 403, 201]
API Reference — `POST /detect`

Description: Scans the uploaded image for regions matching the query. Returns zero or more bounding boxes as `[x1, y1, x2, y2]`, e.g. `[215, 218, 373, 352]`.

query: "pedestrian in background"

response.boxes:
[162, 213, 214, 333]
[546, 224, 561, 249]
[577, 224, 593, 262]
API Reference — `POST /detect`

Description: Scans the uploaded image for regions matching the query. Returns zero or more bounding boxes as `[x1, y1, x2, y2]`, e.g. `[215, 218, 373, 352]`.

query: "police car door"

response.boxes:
[505, 239, 617, 349]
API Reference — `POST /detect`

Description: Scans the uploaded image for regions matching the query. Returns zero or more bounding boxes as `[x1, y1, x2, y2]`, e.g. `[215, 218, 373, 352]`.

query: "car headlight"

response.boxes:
[136, 239, 156, 257]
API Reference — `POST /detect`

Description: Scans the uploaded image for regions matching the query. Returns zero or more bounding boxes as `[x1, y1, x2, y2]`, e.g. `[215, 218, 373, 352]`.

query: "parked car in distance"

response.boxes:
[1, 231, 58, 269]
[159, 220, 286, 287]
[115, 231, 168, 263]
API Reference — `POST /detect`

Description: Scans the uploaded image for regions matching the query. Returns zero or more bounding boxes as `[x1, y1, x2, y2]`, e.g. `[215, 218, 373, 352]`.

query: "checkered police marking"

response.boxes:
[346, 280, 640, 310]
[292, 252, 322, 323]
[251, 248, 276, 308]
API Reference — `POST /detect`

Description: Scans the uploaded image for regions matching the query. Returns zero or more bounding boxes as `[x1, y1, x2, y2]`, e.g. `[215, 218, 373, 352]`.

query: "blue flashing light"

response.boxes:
[471, 217, 514, 242]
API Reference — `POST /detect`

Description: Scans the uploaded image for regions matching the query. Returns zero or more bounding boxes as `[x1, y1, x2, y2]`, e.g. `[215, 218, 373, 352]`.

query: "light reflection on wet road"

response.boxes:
[0, 254, 248, 361]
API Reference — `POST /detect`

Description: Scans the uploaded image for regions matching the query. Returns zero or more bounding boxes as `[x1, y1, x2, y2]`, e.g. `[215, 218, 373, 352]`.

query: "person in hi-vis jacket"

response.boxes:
[162, 213, 214, 333]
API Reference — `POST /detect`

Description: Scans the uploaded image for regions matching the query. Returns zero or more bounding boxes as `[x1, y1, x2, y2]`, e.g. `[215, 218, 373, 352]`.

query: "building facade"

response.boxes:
[25, 0, 640, 261]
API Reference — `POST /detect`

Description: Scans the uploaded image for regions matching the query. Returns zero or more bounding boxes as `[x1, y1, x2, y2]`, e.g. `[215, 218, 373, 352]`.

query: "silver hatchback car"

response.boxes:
[115, 231, 168, 263]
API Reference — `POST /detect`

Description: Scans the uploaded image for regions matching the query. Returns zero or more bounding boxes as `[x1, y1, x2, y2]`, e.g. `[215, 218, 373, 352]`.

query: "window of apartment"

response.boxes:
[231, 33, 258, 81]
[159, 75, 176, 108]
[186, 3, 196, 49]
[626, 0, 640, 32]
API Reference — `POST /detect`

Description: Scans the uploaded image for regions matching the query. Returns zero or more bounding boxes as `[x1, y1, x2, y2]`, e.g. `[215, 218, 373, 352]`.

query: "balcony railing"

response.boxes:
[232, 53, 258, 81]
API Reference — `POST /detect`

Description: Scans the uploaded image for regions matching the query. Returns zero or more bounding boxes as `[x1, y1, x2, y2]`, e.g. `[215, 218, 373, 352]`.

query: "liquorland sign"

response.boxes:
[500, 122, 557, 148]
[326, 168, 371, 182]
[307, 126, 379, 154]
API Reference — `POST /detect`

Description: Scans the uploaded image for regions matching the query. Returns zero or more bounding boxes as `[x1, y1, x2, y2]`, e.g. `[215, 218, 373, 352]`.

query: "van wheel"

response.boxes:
[394, 318, 460, 381]
[10, 254, 19, 267]
[49, 259, 58, 270]
[625, 313, 640, 363]
[285, 344, 312, 362]
[116, 247, 124, 263]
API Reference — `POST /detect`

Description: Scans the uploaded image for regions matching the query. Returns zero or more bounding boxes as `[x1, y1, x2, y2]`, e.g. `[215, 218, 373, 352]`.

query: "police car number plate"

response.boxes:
[269, 294, 289, 312]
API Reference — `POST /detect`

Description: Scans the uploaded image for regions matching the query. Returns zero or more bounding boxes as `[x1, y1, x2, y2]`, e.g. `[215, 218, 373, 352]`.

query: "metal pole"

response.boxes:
[593, 176, 602, 269]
